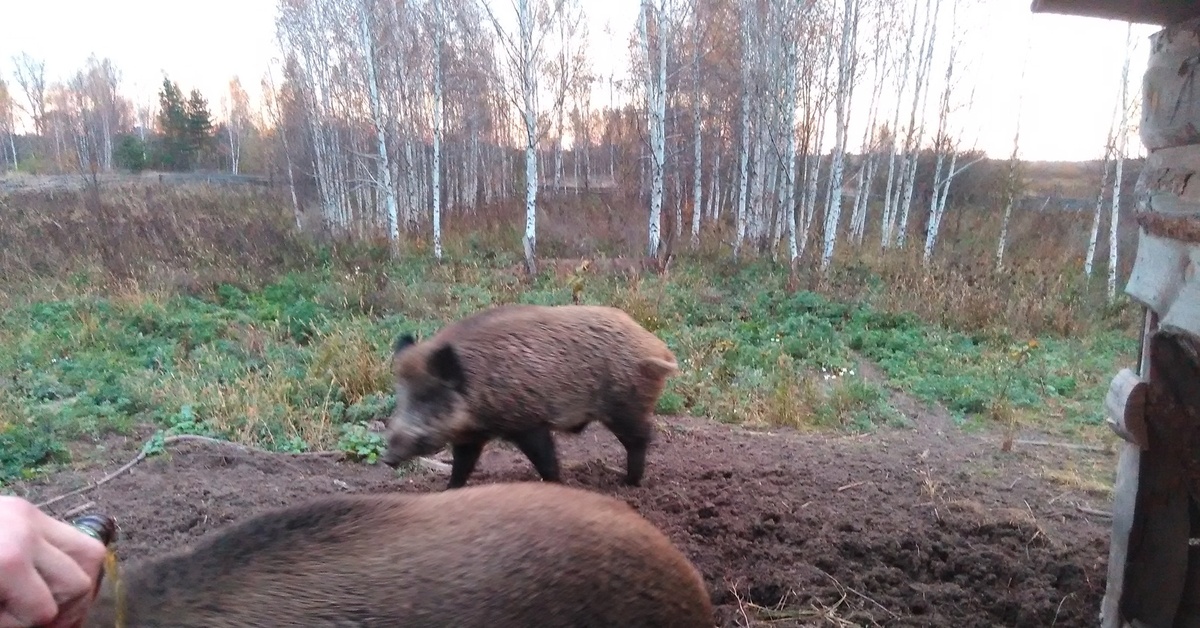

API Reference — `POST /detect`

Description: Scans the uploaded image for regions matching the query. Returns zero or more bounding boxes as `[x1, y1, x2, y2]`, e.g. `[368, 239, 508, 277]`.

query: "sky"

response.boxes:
[0, 0, 1161, 162]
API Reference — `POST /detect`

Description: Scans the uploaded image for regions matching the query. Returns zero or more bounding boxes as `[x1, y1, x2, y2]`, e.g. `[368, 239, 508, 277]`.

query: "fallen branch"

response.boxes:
[1075, 504, 1113, 518]
[415, 458, 452, 473]
[1014, 439, 1109, 453]
[37, 434, 448, 510]
[62, 501, 96, 518]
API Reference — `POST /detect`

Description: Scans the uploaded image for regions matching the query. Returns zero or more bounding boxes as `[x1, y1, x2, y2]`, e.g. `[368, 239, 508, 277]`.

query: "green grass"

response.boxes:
[0, 253, 1138, 485]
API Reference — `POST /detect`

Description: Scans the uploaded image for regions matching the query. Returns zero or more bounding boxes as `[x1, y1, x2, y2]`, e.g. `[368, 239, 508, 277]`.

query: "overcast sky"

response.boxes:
[0, 0, 1159, 161]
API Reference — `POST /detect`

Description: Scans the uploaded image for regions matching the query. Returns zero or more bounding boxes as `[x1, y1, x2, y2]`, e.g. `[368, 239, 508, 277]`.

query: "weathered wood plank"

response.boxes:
[1142, 146, 1200, 216]
[1142, 19, 1200, 150]
[1126, 230, 1200, 341]
[1106, 368, 1150, 449]
[1117, 407, 1190, 625]
[1031, 0, 1200, 26]
[1101, 442, 1143, 628]
[1176, 544, 1200, 628]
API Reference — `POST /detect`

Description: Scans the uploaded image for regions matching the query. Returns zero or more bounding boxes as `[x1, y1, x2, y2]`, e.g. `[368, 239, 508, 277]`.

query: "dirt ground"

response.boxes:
[13, 387, 1116, 627]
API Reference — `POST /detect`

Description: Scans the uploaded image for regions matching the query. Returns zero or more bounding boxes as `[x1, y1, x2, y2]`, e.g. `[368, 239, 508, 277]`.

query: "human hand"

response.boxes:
[0, 496, 107, 628]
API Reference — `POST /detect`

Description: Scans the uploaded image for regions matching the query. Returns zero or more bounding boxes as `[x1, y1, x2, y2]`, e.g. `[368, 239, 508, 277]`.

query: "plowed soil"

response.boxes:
[13, 392, 1115, 627]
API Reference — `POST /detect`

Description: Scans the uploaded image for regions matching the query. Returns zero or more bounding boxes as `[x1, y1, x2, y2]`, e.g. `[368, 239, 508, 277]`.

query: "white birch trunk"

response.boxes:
[1108, 154, 1123, 301]
[519, 0, 538, 270]
[690, 14, 703, 248]
[641, 0, 667, 257]
[921, 151, 950, 263]
[1107, 22, 1134, 300]
[709, 150, 721, 222]
[734, 0, 753, 258]
[996, 94, 1026, 273]
[893, 0, 940, 249]
[431, 0, 445, 259]
[820, 0, 860, 272]
[1086, 157, 1112, 278]
[358, 0, 399, 241]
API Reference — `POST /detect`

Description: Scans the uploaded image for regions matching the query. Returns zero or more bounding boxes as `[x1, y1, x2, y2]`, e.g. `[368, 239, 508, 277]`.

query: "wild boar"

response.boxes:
[380, 304, 679, 488]
[82, 482, 714, 628]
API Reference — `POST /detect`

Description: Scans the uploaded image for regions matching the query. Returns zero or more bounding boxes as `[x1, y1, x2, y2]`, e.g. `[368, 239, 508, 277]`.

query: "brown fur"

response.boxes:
[82, 483, 714, 628]
[381, 304, 679, 488]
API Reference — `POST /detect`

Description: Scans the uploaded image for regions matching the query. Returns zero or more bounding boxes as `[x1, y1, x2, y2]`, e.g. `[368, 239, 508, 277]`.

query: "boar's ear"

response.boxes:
[392, 334, 417, 356]
[428, 344, 466, 392]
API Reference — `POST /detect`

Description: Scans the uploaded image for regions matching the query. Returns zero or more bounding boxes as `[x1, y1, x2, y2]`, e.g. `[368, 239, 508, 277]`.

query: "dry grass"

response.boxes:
[0, 181, 312, 291]
[1043, 459, 1116, 498]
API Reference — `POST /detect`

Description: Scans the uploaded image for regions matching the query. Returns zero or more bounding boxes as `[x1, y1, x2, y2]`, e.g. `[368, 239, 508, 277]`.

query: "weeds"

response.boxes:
[0, 182, 1141, 484]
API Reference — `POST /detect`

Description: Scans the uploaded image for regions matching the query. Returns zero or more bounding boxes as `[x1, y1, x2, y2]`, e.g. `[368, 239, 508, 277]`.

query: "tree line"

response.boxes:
[0, 0, 1136, 283]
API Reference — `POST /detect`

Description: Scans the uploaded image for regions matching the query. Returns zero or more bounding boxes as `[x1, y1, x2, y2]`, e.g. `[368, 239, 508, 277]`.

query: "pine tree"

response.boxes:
[185, 89, 213, 168]
[155, 77, 190, 170]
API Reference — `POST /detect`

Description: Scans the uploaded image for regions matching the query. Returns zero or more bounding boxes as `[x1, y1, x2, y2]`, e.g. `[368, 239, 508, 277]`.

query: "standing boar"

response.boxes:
[380, 304, 679, 488]
[82, 482, 715, 628]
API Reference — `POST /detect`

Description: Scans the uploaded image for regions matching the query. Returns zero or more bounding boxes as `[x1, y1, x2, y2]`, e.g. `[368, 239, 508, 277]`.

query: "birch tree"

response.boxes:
[819, 0, 861, 272]
[481, 0, 581, 272]
[0, 80, 17, 170]
[921, 0, 963, 264]
[223, 77, 250, 175]
[995, 33, 1031, 272]
[890, 0, 941, 249]
[879, 0, 919, 248]
[688, 1, 703, 248]
[640, 0, 671, 257]
[354, 0, 401, 241]
[12, 53, 48, 139]
[778, 1, 805, 266]
[261, 67, 302, 225]
[430, 0, 445, 259]
[848, 0, 895, 246]
[733, 0, 755, 259]
[1108, 22, 1135, 301]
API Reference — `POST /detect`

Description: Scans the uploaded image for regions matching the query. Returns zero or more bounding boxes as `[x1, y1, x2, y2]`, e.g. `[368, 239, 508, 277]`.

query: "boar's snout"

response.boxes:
[380, 429, 442, 468]
[380, 448, 404, 468]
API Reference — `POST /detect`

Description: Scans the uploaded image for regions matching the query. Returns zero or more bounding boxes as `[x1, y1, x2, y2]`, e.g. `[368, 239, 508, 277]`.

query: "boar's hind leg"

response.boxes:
[511, 425, 562, 483]
[448, 440, 486, 489]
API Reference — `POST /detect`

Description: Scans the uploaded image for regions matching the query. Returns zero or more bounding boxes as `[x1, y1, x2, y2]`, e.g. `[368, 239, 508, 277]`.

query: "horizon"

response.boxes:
[0, 1, 1161, 163]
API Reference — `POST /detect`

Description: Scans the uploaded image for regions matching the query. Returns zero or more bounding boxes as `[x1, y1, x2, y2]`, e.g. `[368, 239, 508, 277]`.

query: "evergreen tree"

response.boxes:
[113, 134, 147, 173]
[155, 77, 190, 170]
[186, 89, 213, 168]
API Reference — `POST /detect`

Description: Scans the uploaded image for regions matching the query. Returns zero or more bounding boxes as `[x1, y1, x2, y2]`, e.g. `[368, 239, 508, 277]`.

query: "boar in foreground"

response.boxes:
[380, 304, 679, 488]
[83, 482, 715, 628]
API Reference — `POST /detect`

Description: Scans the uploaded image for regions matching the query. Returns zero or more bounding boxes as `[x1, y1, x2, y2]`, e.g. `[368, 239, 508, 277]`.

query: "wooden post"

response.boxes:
[1100, 16, 1200, 628]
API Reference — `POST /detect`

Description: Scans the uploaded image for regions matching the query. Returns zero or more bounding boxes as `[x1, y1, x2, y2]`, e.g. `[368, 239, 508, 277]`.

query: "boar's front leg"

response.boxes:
[510, 426, 561, 483]
[447, 440, 486, 489]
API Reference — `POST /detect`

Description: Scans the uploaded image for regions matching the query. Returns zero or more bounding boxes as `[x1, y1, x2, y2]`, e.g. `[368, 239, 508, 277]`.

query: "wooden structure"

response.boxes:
[1030, 2, 1200, 626]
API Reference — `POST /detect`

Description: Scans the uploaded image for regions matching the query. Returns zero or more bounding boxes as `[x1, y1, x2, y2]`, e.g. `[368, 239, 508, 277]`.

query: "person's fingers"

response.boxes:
[37, 591, 94, 628]
[0, 545, 57, 627]
[34, 540, 94, 600]
[0, 497, 60, 628]
[38, 515, 107, 581]
[0, 497, 108, 628]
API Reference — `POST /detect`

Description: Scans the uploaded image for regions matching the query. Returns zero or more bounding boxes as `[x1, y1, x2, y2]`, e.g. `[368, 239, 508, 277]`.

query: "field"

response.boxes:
[1, 178, 1138, 626]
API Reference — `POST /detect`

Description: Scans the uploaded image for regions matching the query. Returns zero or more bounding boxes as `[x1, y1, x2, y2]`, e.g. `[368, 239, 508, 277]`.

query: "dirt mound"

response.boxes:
[18, 415, 1111, 627]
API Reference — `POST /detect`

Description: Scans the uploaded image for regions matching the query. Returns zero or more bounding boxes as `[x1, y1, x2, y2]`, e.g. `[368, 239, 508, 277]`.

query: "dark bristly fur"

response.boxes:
[82, 482, 715, 628]
[381, 304, 679, 488]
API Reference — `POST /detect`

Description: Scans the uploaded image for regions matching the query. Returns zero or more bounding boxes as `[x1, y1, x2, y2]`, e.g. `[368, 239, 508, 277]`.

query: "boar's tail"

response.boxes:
[638, 357, 680, 379]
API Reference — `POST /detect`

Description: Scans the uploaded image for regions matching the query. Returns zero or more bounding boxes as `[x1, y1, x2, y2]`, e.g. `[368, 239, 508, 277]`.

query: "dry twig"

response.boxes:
[1014, 439, 1109, 453]
[813, 565, 898, 620]
[1075, 503, 1113, 518]
[36, 434, 448, 509]
[61, 501, 95, 518]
